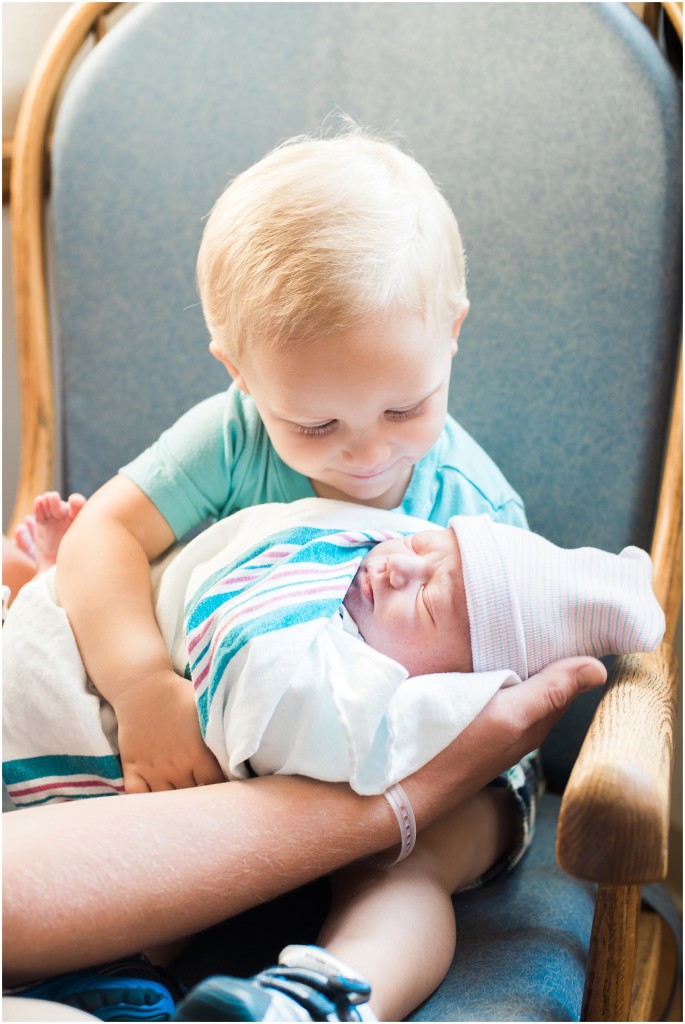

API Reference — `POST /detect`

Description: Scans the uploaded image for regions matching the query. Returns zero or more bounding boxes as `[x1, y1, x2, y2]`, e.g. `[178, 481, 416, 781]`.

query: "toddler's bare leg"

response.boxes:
[318, 787, 517, 1022]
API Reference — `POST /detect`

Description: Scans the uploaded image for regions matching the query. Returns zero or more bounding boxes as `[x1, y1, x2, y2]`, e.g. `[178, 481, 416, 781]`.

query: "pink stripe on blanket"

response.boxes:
[191, 580, 347, 692]
[188, 569, 351, 655]
[10, 778, 125, 798]
[338, 531, 397, 543]
[193, 662, 210, 691]
[202, 581, 344, 655]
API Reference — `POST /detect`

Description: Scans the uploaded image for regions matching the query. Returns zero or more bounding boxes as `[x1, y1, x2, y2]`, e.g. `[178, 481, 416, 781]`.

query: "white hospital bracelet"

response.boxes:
[368, 783, 417, 869]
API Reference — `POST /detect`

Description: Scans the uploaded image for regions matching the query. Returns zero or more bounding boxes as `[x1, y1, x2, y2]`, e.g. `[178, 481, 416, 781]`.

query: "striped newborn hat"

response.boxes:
[449, 515, 665, 679]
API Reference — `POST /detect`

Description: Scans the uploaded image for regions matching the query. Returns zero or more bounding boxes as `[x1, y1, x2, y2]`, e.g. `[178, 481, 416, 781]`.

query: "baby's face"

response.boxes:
[343, 528, 472, 676]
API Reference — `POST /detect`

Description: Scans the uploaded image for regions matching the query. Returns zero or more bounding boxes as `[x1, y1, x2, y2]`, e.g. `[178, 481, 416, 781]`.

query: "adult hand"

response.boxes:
[475, 656, 606, 763]
[405, 657, 607, 825]
[114, 668, 225, 792]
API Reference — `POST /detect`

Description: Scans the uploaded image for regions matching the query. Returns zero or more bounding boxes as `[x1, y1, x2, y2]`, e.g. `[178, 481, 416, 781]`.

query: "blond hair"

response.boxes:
[197, 128, 467, 357]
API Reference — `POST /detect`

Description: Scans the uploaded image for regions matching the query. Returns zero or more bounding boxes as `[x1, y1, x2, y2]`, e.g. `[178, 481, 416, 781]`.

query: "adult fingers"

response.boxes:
[496, 656, 607, 750]
[526, 656, 607, 716]
[404, 658, 608, 828]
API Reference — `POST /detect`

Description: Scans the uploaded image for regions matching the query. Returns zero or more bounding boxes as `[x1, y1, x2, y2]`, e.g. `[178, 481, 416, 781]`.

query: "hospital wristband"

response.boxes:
[368, 783, 417, 870]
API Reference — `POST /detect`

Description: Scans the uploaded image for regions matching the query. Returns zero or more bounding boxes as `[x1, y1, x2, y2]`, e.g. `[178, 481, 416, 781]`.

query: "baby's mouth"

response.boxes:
[359, 567, 375, 608]
[347, 564, 374, 612]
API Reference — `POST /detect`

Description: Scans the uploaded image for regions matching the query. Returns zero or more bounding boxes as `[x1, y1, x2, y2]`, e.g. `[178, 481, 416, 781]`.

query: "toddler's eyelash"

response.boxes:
[387, 402, 425, 421]
[293, 421, 337, 437]
[293, 402, 424, 435]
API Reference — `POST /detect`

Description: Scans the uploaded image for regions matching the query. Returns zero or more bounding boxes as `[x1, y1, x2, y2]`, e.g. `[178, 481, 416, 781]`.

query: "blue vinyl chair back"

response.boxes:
[52, 4, 681, 546]
[48, 5, 681, 1018]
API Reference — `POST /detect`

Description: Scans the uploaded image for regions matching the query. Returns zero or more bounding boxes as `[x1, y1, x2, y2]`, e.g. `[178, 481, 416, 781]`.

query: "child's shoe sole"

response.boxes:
[15, 974, 176, 1022]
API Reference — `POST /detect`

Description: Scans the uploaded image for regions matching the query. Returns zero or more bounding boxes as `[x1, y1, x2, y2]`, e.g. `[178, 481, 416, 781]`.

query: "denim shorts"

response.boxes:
[458, 748, 545, 892]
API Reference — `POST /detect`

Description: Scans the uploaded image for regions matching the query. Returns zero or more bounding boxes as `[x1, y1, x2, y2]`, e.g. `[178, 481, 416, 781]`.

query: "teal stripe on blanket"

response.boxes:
[190, 581, 353, 677]
[186, 525, 383, 629]
[185, 525, 334, 623]
[3, 753, 123, 784]
[193, 595, 346, 732]
[185, 521, 407, 738]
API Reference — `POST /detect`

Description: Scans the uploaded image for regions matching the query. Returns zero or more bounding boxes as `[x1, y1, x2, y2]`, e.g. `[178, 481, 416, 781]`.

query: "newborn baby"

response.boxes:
[343, 513, 664, 682]
[343, 527, 471, 676]
[182, 503, 663, 793]
[3, 499, 665, 803]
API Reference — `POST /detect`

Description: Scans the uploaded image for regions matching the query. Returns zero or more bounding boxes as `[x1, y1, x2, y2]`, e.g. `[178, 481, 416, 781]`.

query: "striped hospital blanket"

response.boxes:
[3, 499, 520, 802]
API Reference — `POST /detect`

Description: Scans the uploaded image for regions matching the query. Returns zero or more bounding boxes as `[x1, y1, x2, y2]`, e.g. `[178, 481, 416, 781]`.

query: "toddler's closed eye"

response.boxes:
[292, 420, 338, 437]
[386, 402, 425, 421]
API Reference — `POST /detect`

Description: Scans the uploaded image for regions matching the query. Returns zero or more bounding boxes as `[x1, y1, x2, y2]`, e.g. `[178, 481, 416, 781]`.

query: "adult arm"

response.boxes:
[3, 656, 606, 984]
[55, 475, 224, 793]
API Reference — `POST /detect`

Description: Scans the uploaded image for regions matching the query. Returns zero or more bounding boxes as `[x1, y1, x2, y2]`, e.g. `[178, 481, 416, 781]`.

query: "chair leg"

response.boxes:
[629, 909, 663, 1021]
[582, 883, 640, 1021]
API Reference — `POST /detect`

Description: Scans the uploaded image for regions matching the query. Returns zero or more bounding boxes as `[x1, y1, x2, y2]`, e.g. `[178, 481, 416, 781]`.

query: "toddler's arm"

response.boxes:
[56, 474, 224, 792]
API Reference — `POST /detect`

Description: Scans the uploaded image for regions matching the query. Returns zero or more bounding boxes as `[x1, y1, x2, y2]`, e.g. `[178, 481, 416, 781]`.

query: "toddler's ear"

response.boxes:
[451, 303, 470, 356]
[209, 340, 249, 393]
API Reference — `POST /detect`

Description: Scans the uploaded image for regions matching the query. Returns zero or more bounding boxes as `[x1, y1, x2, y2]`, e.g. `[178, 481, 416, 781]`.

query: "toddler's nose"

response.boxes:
[342, 433, 391, 470]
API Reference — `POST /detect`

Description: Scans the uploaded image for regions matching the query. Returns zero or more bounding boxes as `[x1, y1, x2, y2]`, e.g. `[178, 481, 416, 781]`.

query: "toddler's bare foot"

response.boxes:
[28, 491, 86, 573]
[13, 518, 37, 564]
[3, 535, 38, 605]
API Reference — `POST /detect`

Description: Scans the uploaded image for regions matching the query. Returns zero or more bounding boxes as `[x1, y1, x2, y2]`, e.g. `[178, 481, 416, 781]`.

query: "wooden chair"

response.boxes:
[8, 3, 682, 1019]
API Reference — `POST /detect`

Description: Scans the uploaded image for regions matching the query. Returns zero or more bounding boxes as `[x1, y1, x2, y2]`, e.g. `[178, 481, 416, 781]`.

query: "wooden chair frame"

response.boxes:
[8, 3, 683, 1020]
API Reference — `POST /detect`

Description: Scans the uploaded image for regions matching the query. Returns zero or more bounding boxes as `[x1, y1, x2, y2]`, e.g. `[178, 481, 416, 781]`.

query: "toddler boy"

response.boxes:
[54, 128, 527, 797]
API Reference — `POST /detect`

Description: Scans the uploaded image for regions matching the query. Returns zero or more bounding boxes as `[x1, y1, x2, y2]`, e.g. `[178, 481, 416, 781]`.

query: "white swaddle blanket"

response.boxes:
[3, 499, 519, 805]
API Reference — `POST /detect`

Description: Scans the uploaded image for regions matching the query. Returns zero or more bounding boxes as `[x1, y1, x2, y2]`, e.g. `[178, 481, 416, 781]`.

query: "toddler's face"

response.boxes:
[343, 528, 472, 676]
[214, 306, 464, 511]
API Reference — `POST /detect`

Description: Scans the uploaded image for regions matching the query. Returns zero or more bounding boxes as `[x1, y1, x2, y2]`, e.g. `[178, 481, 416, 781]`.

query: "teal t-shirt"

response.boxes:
[120, 384, 527, 538]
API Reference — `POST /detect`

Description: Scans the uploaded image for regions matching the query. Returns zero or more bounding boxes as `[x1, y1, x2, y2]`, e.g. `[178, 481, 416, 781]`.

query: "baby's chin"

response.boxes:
[342, 584, 364, 636]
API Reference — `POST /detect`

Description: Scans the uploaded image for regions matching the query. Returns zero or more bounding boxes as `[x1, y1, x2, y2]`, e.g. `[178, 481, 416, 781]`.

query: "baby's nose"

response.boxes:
[386, 552, 428, 589]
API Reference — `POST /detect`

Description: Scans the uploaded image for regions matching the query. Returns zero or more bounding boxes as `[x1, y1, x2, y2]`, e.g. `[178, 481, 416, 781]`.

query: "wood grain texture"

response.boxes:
[629, 910, 663, 1021]
[582, 884, 640, 1022]
[557, 645, 677, 882]
[650, 347, 683, 647]
[3, 133, 54, 206]
[3, 135, 12, 204]
[9, 2, 119, 531]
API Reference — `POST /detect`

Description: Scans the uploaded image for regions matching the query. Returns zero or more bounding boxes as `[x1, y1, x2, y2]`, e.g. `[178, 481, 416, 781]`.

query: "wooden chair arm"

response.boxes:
[9, 1, 119, 530]
[556, 643, 677, 884]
